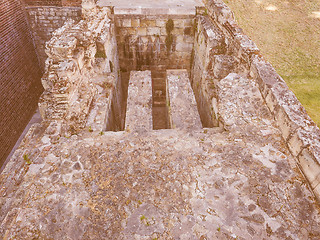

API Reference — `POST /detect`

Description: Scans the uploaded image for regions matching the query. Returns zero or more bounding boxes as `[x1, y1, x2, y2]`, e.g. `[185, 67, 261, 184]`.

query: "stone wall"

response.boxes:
[115, 13, 195, 73]
[194, 0, 320, 201]
[39, 5, 123, 135]
[24, 0, 81, 7]
[0, 0, 43, 166]
[25, 4, 82, 69]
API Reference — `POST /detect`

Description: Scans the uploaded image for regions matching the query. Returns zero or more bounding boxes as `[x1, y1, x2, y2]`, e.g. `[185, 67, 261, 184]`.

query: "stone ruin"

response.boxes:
[1, 0, 320, 239]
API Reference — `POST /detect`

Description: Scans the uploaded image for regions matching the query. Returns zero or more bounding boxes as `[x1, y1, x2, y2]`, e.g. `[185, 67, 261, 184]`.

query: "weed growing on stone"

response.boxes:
[140, 215, 146, 221]
[23, 154, 31, 165]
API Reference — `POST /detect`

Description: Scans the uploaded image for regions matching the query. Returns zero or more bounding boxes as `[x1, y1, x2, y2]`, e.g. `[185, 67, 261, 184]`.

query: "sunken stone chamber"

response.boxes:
[115, 13, 196, 129]
[2, 1, 320, 238]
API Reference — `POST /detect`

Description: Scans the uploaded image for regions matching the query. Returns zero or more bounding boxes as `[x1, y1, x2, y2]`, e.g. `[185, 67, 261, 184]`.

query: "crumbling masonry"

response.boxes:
[1, 0, 320, 239]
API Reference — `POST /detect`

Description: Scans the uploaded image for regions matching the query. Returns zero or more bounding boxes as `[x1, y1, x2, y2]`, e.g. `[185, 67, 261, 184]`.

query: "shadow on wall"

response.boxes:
[0, 0, 43, 167]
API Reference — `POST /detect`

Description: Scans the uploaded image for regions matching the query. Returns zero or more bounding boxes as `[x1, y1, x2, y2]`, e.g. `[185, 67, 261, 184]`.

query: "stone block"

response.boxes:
[274, 106, 294, 141]
[131, 18, 140, 27]
[115, 18, 122, 27]
[205, 0, 235, 24]
[160, 27, 167, 36]
[269, 81, 316, 141]
[167, 69, 202, 130]
[184, 35, 194, 44]
[172, 27, 184, 35]
[156, 19, 167, 28]
[115, 8, 142, 15]
[213, 55, 236, 79]
[125, 71, 153, 131]
[141, 19, 156, 27]
[168, 8, 195, 15]
[122, 18, 131, 28]
[264, 89, 277, 113]
[173, 19, 184, 28]
[176, 42, 193, 52]
[298, 148, 320, 190]
[147, 27, 161, 36]
[142, 8, 168, 15]
[288, 127, 320, 157]
[183, 18, 194, 27]
[137, 27, 147, 36]
[250, 55, 282, 99]
[126, 28, 137, 35]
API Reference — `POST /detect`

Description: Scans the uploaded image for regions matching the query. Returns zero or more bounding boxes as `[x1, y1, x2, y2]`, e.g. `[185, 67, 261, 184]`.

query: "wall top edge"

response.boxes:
[25, 6, 82, 9]
[114, 7, 199, 16]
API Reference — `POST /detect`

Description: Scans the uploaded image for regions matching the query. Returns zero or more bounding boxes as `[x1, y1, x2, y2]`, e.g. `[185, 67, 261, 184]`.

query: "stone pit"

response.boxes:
[1, 0, 320, 239]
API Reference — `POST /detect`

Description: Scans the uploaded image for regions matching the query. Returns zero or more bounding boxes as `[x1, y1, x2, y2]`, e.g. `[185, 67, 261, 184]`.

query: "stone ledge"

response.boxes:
[25, 6, 82, 11]
[250, 55, 320, 200]
[204, 0, 234, 25]
[114, 7, 197, 16]
[204, 0, 320, 202]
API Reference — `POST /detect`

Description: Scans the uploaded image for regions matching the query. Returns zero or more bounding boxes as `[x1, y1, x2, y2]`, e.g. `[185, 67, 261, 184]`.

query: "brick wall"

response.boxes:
[25, 3, 82, 69]
[0, 0, 43, 166]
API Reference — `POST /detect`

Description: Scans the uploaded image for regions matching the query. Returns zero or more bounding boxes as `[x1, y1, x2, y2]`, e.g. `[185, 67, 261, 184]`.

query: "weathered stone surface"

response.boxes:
[213, 54, 236, 79]
[85, 74, 116, 132]
[217, 73, 277, 134]
[1, 117, 319, 239]
[250, 55, 320, 197]
[1, 0, 320, 238]
[38, 7, 122, 134]
[125, 71, 153, 131]
[167, 69, 202, 130]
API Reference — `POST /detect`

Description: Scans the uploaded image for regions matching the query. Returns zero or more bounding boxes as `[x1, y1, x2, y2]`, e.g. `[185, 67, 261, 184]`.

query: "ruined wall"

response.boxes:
[25, 0, 82, 69]
[115, 13, 195, 73]
[39, 6, 123, 135]
[191, 5, 259, 128]
[193, 0, 320, 200]
[0, 0, 43, 166]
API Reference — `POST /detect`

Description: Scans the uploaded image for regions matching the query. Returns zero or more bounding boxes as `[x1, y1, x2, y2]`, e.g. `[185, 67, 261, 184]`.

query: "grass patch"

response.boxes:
[225, 0, 320, 126]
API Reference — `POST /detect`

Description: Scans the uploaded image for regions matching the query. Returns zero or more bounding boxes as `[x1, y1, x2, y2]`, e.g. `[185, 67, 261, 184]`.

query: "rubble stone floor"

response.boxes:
[1, 73, 320, 239]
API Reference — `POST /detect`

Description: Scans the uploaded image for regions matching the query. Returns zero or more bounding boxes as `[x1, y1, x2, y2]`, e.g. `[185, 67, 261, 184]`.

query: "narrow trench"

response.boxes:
[151, 67, 170, 130]
[115, 18, 218, 130]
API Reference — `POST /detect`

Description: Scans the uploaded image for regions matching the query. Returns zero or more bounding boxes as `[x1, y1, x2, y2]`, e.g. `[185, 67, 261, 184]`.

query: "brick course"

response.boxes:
[0, 0, 43, 166]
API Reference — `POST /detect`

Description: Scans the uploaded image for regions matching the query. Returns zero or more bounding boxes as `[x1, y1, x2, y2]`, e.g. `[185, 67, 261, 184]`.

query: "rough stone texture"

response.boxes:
[167, 69, 202, 130]
[85, 74, 117, 132]
[0, 0, 43, 166]
[191, 0, 320, 201]
[250, 55, 320, 201]
[1, 71, 320, 238]
[1, 0, 320, 238]
[191, 15, 226, 127]
[115, 13, 195, 73]
[25, 0, 82, 7]
[125, 71, 153, 131]
[25, 6, 82, 70]
[38, 6, 123, 134]
[98, 0, 203, 10]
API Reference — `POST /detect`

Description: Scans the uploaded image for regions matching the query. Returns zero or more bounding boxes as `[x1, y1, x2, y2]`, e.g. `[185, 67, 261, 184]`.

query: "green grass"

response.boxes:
[224, 0, 320, 126]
